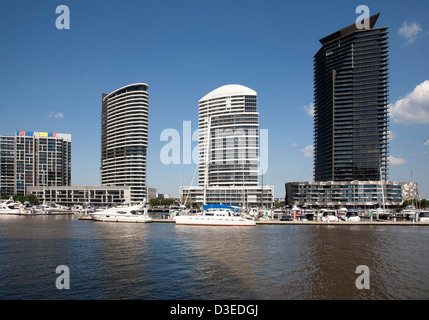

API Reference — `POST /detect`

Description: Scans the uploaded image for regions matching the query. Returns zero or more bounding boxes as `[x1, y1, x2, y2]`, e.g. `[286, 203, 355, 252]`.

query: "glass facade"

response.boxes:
[313, 14, 389, 182]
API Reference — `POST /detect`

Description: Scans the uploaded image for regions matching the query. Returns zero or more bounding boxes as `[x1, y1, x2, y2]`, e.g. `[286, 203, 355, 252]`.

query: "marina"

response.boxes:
[2, 198, 428, 227]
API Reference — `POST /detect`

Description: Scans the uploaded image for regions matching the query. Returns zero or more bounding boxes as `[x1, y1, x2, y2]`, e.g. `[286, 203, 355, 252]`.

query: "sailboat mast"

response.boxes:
[203, 116, 211, 206]
[380, 164, 386, 210]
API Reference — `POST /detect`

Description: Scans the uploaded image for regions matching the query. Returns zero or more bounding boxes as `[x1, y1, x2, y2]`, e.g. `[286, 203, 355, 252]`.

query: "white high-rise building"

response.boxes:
[182, 84, 273, 209]
[101, 83, 149, 203]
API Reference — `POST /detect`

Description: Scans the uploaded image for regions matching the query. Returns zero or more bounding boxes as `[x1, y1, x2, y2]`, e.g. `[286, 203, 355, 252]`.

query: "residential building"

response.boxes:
[285, 14, 418, 208]
[181, 84, 274, 208]
[101, 83, 149, 203]
[27, 185, 131, 206]
[0, 131, 71, 196]
[285, 181, 417, 209]
[313, 13, 389, 181]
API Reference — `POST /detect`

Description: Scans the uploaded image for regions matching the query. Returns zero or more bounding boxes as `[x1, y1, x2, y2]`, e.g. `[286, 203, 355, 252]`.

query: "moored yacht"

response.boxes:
[418, 210, 429, 222]
[0, 198, 23, 214]
[174, 204, 256, 226]
[31, 202, 71, 215]
[319, 209, 339, 222]
[89, 204, 152, 223]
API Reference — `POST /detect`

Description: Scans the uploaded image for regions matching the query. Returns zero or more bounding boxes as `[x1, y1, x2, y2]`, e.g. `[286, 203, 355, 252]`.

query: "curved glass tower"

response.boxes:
[198, 84, 259, 187]
[181, 84, 273, 208]
[101, 83, 149, 203]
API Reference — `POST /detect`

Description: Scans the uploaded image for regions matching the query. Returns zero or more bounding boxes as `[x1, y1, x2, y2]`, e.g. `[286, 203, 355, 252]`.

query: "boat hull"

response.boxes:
[89, 213, 152, 223]
[0, 209, 22, 214]
[174, 215, 256, 226]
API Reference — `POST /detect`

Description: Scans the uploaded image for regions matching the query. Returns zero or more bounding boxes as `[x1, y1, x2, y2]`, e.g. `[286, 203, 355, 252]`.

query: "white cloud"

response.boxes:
[398, 21, 422, 44]
[388, 156, 407, 166]
[291, 143, 298, 147]
[48, 111, 64, 119]
[387, 130, 395, 141]
[424, 139, 429, 146]
[301, 145, 314, 158]
[389, 80, 429, 124]
[303, 103, 314, 118]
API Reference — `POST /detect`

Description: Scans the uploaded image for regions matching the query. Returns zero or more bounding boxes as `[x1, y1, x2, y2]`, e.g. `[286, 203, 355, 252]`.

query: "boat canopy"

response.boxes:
[203, 204, 241, 211]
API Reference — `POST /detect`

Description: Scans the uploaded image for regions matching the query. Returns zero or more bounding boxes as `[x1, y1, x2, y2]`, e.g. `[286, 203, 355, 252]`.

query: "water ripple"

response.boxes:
[0, 216, 428, 299]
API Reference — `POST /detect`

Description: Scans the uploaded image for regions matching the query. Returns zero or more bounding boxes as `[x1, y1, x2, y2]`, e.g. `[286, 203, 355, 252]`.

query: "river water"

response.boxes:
[0, 214, 428, 300]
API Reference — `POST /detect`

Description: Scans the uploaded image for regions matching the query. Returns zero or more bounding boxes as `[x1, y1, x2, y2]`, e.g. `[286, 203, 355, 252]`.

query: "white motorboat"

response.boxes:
[302, 208, 315, 221]
[0, 198, 23, 214]
[174, 204, 256, 226]
[89, 204, 152, 223]
[290, 205, 302, 220]
[373, 208, 393, 220]
[32, 202, 71, 214]
[418, 210, 429, 222]
[319, 209, 339, 222]
[401, 206, 418, 221]
[344, 209, 361, 222]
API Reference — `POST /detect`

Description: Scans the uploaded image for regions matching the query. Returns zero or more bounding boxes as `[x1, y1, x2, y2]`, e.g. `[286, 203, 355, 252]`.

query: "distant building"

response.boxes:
[101, 83, 149, 203]
[157, 193, 170, 199]
[0, 131, 71, 196]
[285, 181, 417, 209]
[181, 84, 274, 208]
[27, 185, 131, 206]
[147, 187, 157, 201]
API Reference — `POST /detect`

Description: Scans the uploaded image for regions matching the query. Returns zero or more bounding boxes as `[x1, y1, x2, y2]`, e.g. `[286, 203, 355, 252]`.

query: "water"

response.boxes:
[0, 215, 428, 300]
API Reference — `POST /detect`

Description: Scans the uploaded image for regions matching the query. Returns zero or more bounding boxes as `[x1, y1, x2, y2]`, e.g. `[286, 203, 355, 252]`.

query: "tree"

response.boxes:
[402, 199, 428, 208]
[149, 198, 161, 207]
[27, 194, 39, 205]
[274, 201, 284, 208]
[11, 194, 39, 205]
[161, 199, 175, 206]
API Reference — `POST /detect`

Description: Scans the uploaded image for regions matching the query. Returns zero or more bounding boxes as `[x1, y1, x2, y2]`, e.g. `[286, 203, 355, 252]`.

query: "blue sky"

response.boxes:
[1, 0, 428, 199]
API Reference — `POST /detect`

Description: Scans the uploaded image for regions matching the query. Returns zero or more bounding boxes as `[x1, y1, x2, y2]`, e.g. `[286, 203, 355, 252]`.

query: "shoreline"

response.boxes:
[150, 219, 429, 226]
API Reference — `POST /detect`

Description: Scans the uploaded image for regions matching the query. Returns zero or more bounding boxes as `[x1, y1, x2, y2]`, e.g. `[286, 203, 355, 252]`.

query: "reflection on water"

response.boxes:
[0, 215, 428, 299]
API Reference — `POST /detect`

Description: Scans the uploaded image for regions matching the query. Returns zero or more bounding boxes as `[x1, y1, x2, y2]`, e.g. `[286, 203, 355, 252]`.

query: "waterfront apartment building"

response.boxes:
[313, 13, 389, 182]
[0, 131, 71, 196]
[101, 83, 149, 203]
[284, 14, 419, 208]
[26, 185, 158, 206]
[285, 181, 418, 209]
[181, 84, 274, 208]
[27, 185, 131, 206]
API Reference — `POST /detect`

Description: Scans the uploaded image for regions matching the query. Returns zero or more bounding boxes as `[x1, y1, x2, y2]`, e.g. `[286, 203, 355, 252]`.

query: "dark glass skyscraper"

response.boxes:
[313, 13, 389, 182]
